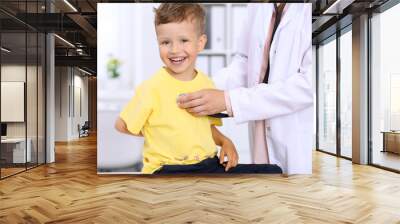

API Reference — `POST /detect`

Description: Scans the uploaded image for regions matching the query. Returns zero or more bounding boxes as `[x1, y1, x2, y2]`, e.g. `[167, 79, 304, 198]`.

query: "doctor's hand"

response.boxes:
[177, 89, 226, 116]
[219, 139, 239, 172]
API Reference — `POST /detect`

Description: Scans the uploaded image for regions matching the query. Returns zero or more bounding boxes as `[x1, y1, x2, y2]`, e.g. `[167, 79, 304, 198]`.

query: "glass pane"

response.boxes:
[340, 29, 352, 158]
[38, 32, 46, 165]
[318, 37, 337, 154]
[27, 31, 38, 169]
[1, 30, 27, 177]
[25, 0, 38, 170]
[371, 4, 400, 171]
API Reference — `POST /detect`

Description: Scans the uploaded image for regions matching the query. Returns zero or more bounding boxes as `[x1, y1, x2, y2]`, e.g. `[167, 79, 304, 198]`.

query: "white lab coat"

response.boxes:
[213, 3, 313, 174]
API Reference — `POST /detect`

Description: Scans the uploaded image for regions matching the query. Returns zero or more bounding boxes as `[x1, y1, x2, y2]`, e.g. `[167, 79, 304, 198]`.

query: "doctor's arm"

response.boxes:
[227, 7, 313, 122]
[179, 38, 313, 120]
[228, 43, 313, 123]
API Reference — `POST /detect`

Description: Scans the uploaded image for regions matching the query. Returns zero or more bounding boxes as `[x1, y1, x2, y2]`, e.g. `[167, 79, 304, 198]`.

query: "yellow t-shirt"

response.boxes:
[120, 67, 222, 174]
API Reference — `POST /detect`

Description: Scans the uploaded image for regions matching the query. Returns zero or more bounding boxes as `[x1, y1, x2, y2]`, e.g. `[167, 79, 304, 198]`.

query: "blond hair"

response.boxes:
[154, 3, 206, 35]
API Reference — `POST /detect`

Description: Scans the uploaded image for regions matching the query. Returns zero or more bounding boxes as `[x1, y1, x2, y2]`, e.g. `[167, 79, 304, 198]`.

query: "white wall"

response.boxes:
[97, 3, 162, 95]
[72, 73, 89, 138]
[55, 67, 68, 141]
[55, 67, 89, 141]
[1, 65, 35, 138]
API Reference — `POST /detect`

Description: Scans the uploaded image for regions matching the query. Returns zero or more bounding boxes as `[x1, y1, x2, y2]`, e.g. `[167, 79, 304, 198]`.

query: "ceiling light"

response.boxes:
[54, 34, 75, 48]
[322, 0, 354, 15]
[323, 0, 341, 14]
[1, 47, 11, 53]
[63, 0, 78, 12]
[78, 67, 92, 76]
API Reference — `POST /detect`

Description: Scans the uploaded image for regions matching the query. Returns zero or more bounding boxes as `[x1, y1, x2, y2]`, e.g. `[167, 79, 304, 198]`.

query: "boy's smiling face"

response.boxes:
[156, 19, 206, 80]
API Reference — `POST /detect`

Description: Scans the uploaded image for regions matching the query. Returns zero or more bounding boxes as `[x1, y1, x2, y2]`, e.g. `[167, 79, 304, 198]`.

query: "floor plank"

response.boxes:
[1, 134, 400, 223]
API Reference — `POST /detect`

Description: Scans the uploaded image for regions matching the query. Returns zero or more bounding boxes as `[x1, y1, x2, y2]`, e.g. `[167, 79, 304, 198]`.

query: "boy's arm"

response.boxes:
[115, 117, 143, 137]
[210, 125, 238, 171]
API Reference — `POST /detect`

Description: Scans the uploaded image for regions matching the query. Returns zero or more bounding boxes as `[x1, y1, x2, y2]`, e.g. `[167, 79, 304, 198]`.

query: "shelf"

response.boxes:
[199, 50, 227, 56]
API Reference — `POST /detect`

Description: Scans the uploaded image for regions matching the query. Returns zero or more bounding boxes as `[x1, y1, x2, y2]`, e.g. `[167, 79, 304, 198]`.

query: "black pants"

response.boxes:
[153, 157, 282, 174]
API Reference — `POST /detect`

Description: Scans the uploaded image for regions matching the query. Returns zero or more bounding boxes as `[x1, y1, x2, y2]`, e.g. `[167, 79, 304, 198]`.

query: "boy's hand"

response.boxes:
[219, 139, 239, 172]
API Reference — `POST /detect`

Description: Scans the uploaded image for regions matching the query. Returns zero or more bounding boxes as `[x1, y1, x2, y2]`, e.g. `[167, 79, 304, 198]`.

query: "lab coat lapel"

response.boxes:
[269, 4, 295, 52]
[268, 4, 295, 82]
[274, 4, 295, 37]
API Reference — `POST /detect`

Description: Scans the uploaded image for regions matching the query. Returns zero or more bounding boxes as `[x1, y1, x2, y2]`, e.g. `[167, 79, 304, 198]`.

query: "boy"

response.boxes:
[115, 3, 282, 174]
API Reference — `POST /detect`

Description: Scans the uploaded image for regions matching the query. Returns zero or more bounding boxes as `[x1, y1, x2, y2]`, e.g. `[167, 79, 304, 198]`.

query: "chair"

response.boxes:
[79, 121, 90, 138]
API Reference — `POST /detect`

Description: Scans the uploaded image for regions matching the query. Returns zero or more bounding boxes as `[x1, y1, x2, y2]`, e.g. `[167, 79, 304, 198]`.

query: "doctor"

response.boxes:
[178, 3, 313, 175]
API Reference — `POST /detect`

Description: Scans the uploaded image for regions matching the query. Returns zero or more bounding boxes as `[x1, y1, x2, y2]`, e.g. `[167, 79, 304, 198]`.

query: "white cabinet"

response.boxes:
[197, 3, 247, 75]
[1, 138, 32, 163]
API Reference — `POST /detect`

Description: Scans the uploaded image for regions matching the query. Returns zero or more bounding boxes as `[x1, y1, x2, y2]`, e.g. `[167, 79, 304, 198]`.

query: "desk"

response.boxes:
[382, 131, 400, 154]
[1, 138, 31, 163]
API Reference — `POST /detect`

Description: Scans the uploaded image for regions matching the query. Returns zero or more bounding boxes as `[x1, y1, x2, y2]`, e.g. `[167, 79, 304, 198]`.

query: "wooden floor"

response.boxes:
[1, 135, 400, 223]
[1, 167, 26, 178]
[373, 150, 400, 171]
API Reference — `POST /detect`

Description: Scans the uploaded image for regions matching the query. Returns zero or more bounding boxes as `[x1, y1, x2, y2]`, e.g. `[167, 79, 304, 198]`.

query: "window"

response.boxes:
[317, 37, 337, 154]
[371, 3, 400, 171]
[339, 28, 352, 158]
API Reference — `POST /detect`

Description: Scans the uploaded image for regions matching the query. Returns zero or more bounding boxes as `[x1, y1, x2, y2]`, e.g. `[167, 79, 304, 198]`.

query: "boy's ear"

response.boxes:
[197, 34, 207, 52]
